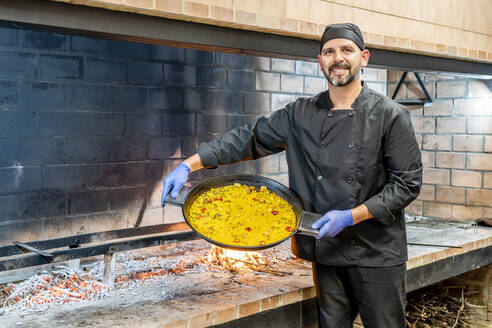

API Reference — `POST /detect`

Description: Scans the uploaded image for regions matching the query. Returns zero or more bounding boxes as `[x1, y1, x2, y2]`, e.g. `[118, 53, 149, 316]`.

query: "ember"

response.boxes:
[0, 242, 304, 317]
[0, 267, 106, 316]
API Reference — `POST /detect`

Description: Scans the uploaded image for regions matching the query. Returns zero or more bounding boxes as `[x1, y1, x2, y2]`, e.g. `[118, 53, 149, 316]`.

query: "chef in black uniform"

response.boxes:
[161, 23, 422, 328]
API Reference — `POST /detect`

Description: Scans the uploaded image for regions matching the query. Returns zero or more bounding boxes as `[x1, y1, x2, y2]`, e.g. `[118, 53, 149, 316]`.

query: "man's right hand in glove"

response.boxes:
[160, 163, 190, 207]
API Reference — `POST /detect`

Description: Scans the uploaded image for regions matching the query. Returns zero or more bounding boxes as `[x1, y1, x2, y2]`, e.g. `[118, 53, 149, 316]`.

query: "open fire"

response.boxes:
[206, 246, 268, 273]
[0, 243, 299, 316]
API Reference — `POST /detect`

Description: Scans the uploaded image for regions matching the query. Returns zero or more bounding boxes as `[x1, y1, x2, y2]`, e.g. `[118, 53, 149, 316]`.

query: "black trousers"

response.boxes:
[312, 262, 406, 328]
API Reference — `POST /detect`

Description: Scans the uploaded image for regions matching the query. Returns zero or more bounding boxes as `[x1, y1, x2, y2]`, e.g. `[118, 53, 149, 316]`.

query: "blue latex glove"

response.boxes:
[160, 163, 190, 207]
[311, 209, 354, 239]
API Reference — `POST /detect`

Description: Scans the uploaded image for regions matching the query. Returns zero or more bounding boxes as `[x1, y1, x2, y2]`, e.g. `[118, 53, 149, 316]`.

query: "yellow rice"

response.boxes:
[188, 183, 297, 246]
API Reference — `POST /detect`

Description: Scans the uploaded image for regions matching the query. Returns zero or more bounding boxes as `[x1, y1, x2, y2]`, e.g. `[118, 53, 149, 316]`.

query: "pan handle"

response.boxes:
[297, 211, 323, 237]
[164, 185, 191, 206]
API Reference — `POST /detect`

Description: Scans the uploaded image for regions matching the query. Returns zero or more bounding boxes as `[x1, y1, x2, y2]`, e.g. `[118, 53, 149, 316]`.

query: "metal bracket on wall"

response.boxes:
[391, 71, 433, 106]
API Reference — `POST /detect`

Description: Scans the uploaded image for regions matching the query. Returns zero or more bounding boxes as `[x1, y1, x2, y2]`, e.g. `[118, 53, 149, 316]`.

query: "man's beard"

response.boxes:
[322, 62, 361, 87]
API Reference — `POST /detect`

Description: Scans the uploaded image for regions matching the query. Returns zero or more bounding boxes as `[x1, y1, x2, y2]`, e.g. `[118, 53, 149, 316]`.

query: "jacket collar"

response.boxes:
[316, 81, 369, 110]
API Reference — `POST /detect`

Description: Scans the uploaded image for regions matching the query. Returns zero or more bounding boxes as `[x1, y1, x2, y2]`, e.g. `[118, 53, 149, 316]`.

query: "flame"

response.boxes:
[206, 246, 267, 272]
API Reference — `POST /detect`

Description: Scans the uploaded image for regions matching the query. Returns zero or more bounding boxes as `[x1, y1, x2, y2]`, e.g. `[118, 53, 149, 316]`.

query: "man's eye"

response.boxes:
[343, 49, 353, 53]
[323, 50, 332, 55]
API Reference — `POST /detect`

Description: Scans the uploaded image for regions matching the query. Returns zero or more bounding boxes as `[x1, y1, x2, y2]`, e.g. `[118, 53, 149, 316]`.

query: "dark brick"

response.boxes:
[126, 113, 161, 136]
[110, 40, 150, 60]
[0, 138, 17, 166]
[227, 70, 255, 90]
[164, 64, 196, 86]
[216, 53, 269, 70]
[22, 30, 67, 51]
[197, 66, 226, 88]
[244, 92, 270, 114]
[0, 26, 19, 47]
[0, 80, 18, 106]
[127, 60, 164, 85]
[184, 49, 214, 65]
[40, 191, 66, 217]
[69, 190, 108, 215]
[45, 212, 128, 239]
[182, 135, 214, 157]
[39, 112, 83, 136]
[151, 46, 184, 62]
[19, 82, 65, 111]
[43, 161, 162, 190]
[0, 192, 39, 221]
[110, 86, 148, 111]
[109, 187, 146, 211]
[41, 55, 83, 79]
[0, 166, 41, 193]
[0, 111, 39, 137]
[1, 190, 67, 220]
[0, 220, 40, 244]
[197, 114, 254, 134]
[149, 87, 183, 109]
[61, 137, 147, 163]
[184, 89, 243, 112]
[0, 51, 38, 78]
[17, 138, 60, 165]
[149, 137, 181, 159]
[70, 36, 111, 56]
[66, 84, 110, 110]
[85, 57, 125, 83]
[18, 137, 147, 165]
[216, 53, 244, 68]
[162, 113, 195, 135]
[82, 113, 124, 136]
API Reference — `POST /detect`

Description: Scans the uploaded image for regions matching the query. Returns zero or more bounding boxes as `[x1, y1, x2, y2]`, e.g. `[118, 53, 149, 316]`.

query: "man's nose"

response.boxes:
[334, 50, 344, 61]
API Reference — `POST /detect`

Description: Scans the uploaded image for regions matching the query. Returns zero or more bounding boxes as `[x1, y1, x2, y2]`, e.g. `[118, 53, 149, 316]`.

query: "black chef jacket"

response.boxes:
[198, 82, 422, 267]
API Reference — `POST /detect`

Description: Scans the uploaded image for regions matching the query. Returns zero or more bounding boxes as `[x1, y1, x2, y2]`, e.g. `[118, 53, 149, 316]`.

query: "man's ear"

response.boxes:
[361, 49, 370, 68]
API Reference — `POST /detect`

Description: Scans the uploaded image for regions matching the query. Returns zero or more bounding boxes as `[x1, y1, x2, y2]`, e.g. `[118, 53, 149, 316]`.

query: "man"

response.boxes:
[161, 23, 422, 328]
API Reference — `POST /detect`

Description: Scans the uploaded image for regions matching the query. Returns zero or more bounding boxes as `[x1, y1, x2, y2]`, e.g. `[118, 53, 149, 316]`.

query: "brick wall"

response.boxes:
[0, 23, 386, 244]
[391, 71, 492, 221]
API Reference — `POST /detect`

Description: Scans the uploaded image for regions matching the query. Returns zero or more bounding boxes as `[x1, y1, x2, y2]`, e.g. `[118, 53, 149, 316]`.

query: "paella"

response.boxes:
[188, 183, 297, 246]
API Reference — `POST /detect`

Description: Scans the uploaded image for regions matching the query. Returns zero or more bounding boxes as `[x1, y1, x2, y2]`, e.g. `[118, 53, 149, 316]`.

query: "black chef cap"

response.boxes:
[320, 23, 364, 52]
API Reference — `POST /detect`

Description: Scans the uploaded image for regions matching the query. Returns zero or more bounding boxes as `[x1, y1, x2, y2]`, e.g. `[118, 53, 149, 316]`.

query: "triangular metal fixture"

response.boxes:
[391, 71, 433, 106]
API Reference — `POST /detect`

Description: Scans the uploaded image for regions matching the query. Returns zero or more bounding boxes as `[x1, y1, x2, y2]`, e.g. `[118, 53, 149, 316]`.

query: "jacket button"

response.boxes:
[321, 143, 326, 148]
[348, 112, 354, 117]
[327, 112, 334, 117]
[350, 239, 357, 246]
[348, 142, 354, 149]
[346, 176, 353, 183]
[317, 175, 323, 181]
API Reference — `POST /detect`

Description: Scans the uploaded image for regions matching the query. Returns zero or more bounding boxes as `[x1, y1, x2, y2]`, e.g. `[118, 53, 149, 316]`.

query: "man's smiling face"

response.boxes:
[318, 38, 369, 87]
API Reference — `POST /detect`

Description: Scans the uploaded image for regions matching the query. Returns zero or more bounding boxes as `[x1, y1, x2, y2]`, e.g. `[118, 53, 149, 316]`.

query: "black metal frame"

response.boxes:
[391, 71, 434, 106]
[0, 223, 198, 271]
[0, 0, 491, 77]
